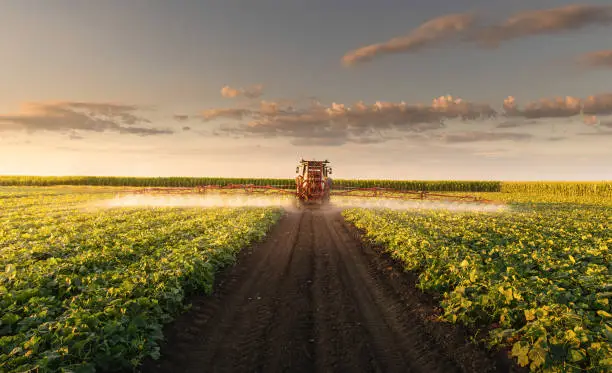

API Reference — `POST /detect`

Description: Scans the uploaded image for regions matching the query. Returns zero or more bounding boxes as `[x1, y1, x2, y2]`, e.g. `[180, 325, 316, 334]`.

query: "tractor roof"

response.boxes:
[299, 159, 329, 164]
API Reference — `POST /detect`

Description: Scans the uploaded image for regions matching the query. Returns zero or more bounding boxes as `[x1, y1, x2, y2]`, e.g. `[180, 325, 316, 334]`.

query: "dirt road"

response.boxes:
[138, 209, 518, 373]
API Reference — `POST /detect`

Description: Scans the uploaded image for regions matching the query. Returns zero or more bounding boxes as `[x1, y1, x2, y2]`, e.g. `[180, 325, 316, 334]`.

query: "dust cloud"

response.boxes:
[92, 193, 507, 213]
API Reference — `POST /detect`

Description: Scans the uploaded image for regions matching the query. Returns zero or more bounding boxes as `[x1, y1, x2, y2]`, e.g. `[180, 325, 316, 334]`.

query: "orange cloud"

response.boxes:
[341, 13, 476, 66]
[220, 84, 264, 99]
[196, 91, 612, 145]
[583, 93, 612, 115]
[201, 108, 252, 121]
[205, 95, 496, 145]
[579, 50, 612, 68]
[220, 85, 241, 98]
[0, 101, 171, 137]
[259, 101, 281, 116]
[502, 93, 612, 118]
[342, 5, 612, 65]
[474, 5, 612, 47]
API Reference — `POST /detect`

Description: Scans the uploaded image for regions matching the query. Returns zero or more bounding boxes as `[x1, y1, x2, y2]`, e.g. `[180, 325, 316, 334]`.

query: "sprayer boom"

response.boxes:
[126, 159, 496, 206]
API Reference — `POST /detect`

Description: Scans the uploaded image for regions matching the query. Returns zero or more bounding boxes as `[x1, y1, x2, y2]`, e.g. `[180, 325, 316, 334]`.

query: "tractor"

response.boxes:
[130, 158, 497, 207]
[294, 159, 332, 208]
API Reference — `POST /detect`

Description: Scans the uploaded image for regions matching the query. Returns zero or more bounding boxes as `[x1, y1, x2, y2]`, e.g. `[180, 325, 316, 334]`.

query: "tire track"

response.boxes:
[139, 211, 304, 373]
[310, 209, 380, 372]
[323, 211, 455, 373]
[135, 207, 517, 373]
[255, 210, 315, 372]
[335, 213, 522, 373]
[201, 211, 307, 372]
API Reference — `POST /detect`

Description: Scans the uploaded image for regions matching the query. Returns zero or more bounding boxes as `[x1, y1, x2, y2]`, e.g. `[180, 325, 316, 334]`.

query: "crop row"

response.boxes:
[0, 190, 283, 372]
[342, 203, 612, 372]
[0, 176, 296, 189]
[499, 182, 612, 198]
[0, 176, 610, 197]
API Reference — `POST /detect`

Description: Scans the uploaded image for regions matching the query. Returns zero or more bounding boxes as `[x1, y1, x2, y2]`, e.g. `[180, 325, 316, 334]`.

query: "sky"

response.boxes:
[0, 0, 611, 180]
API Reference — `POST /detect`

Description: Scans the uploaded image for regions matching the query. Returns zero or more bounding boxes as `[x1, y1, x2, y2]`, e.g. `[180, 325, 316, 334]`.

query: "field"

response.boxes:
[343, 203, 611, 372]
[1, 182, 611, 373]
[0, 187, 282, 372]
[2, 176, 611, 197]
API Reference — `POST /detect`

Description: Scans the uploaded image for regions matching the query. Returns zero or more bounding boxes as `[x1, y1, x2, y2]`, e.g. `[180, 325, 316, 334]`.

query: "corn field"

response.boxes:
[0, 176, 609, 197]
[500, 181, 612, 198]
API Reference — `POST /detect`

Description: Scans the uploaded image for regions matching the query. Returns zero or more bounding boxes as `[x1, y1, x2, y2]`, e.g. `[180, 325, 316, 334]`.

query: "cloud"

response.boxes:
[206, 95, 496, 145]
[503, 95, 582, 119]
[342, 13, 476, 66]
[473, 4, 612, 47]
[0, 101, 172, 136]
[502, 94, 612, 119]
[191, 91, 612, 146]
[173, 114, 189, 122]
[342, 5, 612, 65]
[496, 119, 539, 128]
[118, 127, 172, 136]
[201, 108, 252, 121]
[220, 86, 241, 98]
[220, 84, 264, 99]
[441, 131, 532, 143]
[582, 93, 612, 115]
[579, 50, 612, 68]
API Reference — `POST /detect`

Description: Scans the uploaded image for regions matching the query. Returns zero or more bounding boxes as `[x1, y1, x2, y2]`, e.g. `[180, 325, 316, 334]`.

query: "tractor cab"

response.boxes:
[296, 159, 332, 179]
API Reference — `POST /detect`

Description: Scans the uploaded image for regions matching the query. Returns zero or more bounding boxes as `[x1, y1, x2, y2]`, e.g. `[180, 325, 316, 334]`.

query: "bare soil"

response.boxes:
[135, 208, 521, 373]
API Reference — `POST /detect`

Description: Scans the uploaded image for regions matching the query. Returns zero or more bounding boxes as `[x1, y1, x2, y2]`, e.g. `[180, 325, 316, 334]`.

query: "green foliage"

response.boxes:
[0, 176, 501, 191]
[0, 187, 282, 372]
[0, 176, 296, 189]
[500, 181, 612, 198]
[0, 176, 609, 197]
[470, 191, 612, 207]
[343, 201, 612, 372]
[331, 179, 503, 192]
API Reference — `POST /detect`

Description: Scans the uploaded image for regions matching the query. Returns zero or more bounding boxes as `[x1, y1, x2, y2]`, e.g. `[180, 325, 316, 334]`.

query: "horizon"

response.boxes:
[0, 173, 610, 183]
[1, 1, 611, 180]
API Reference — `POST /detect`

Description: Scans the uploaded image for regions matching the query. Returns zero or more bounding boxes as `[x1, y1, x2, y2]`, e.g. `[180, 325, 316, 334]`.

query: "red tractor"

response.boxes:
[131, 158, 497, 206]
[295, 159, 332, 207]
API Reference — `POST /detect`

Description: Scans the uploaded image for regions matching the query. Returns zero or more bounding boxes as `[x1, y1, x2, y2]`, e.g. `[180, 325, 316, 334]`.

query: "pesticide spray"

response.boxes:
[330, 196, 507, 212]
[92, 193, 507, 213]
[95, 193, 295, 209]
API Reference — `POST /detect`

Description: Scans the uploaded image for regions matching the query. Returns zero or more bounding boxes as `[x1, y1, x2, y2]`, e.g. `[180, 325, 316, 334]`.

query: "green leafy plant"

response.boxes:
[0, 187, 282, 372]
[343, 198, 611, 372]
